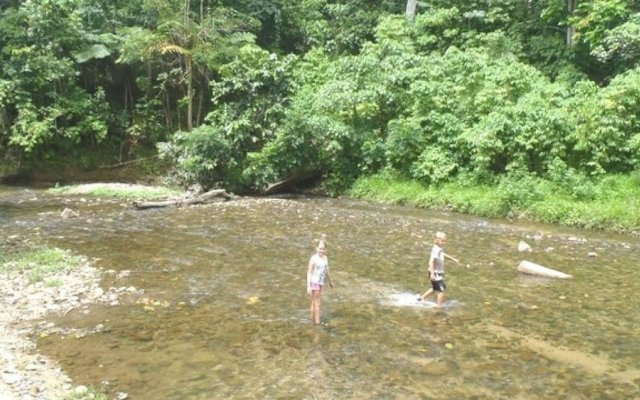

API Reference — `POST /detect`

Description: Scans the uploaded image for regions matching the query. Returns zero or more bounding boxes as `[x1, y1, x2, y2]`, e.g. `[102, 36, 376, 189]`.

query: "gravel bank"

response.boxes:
[0, 257, 134, 400]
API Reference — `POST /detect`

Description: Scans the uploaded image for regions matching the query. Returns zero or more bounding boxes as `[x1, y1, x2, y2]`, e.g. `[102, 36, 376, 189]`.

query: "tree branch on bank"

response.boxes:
[98, 156, 159, 170]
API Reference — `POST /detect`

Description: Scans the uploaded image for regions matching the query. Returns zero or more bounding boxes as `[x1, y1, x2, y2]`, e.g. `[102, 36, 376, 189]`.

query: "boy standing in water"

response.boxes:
[418, 231, 459, 308]
[307, 235, 333, 325]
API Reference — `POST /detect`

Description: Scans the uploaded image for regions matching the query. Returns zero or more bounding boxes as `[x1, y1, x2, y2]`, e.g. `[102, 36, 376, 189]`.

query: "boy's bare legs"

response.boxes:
[436, 292, 445, 308]
[419, 288, 433, 301]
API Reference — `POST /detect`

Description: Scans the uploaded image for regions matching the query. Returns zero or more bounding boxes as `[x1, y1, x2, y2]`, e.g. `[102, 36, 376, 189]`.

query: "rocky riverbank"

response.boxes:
[0, 256, 138, 400]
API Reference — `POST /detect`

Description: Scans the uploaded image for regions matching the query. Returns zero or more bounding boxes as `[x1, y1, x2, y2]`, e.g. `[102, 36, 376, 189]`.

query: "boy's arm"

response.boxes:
[428, 256, 436, 278]
[444, 253, 459, 264]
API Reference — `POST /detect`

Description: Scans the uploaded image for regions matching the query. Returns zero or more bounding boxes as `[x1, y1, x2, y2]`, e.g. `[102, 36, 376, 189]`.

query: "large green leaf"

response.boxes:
[73, 44, 111, 63]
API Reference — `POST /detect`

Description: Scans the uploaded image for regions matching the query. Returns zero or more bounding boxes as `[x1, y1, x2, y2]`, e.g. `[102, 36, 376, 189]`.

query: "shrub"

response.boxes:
[496, 172, 546, 210]
[158, 126, 233, 188]
[546, 158, 600, 200]
[410, 147, 457, 184]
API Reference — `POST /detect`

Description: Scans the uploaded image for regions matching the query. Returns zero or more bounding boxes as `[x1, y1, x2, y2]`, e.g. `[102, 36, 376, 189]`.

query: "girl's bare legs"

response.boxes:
[311, 289, 322, 324]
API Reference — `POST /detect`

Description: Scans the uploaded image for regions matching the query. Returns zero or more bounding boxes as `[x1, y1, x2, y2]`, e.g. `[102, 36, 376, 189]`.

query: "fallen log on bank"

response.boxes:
[133, 189, 233, 210]
[517, 260, 573, 279]
[263, 171, 322, 195]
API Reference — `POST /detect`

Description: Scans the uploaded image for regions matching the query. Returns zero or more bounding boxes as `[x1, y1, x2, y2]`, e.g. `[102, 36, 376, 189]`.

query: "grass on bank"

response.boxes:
[64, 386, 109, 400]
[0, 245, 87, 284]
[348, 173, 640, 232]
[49, 183, 183, 200]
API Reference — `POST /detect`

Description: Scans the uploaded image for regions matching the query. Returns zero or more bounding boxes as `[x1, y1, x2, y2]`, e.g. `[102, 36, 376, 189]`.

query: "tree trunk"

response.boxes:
[123, 77, 129, 113]
[186, 56, 193, 131]
[406, 0, 418, 21]
[567, 0, 578, 46]
[184, 0, 190, 26]
[196, 84, 204, 126]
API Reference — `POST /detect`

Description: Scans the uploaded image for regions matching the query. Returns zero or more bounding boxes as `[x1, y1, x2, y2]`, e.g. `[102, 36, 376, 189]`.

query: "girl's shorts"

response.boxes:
[310, 283, 323, 291]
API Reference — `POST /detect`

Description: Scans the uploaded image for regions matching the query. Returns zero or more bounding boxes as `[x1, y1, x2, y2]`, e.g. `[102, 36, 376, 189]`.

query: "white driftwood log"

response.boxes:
[518, 260, 573, 279]
[133, 189, 233, 209]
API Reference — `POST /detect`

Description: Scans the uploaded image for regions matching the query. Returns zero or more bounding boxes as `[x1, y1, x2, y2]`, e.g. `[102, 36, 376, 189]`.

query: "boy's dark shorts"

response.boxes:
[431, 279, 446, 292]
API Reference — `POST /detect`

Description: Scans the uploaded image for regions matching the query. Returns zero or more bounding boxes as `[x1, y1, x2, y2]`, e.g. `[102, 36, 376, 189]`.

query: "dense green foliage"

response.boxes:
[2, 0, 640, 227]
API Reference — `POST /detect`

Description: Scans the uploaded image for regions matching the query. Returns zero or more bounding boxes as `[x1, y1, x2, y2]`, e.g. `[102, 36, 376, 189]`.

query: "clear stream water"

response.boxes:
[1, 185, 639, 399]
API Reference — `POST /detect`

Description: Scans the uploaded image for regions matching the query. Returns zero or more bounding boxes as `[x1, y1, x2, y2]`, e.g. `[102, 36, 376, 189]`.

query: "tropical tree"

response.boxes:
[569, 0, 640, 80]
[117, 0, 257, 133]
[0, 0, 109, 158]
[159, 45, 296, 190]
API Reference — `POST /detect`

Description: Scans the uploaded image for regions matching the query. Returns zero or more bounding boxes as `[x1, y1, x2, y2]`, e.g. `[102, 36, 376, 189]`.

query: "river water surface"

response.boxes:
[1, 185, 639, 399]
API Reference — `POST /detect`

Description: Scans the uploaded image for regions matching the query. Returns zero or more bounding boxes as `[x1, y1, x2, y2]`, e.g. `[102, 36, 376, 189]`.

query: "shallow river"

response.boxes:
[1, 185, 639, 399]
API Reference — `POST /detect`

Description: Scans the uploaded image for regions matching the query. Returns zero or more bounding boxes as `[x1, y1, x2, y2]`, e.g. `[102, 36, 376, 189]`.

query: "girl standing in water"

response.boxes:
[307, 235, 334, 325]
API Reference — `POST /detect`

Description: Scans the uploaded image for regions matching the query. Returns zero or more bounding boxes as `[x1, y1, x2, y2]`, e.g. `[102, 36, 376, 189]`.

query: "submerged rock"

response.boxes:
[517, 241, 532, 252]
